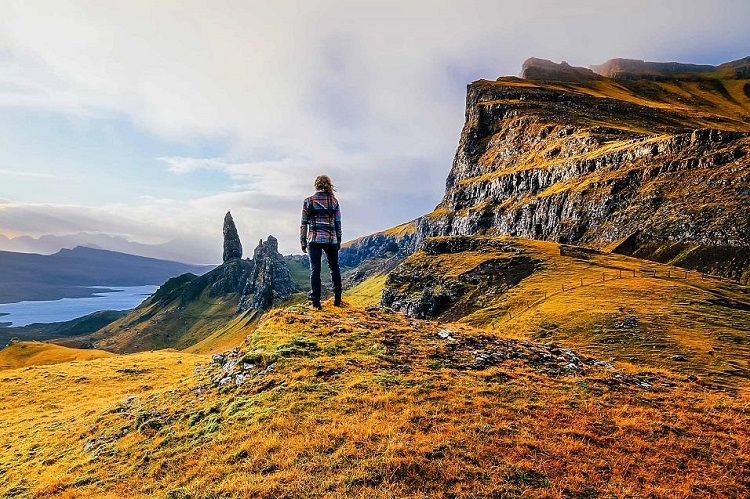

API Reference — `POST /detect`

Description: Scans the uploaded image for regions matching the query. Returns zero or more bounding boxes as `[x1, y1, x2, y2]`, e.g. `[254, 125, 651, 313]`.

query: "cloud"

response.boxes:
[159, 157, 235, 175]
[0, 169, 57, 179]
[0, 1, 748, 262]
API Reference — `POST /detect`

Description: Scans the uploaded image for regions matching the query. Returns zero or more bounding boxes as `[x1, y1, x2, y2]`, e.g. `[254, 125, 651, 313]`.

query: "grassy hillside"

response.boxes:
[80, 290, 240, 353]
[383, 236, 750, 391]
[0, 304, 747, 497]
[0, 341, 113, 369]
[0, 310, 127, 349]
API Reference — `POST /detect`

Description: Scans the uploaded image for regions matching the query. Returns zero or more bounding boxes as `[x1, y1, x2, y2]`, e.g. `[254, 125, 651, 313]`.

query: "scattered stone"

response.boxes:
[437, 329, 455, 340]
[235, 373, 249, 386]
[616, 317, 639, 329]
[242, 363, 255, 370]
[672, 355, 687, 362]
[218, 377, 233, 386]
[258, 363, 276, 376]
[592, 360, 615, 370]
[211, 354, 225, 365]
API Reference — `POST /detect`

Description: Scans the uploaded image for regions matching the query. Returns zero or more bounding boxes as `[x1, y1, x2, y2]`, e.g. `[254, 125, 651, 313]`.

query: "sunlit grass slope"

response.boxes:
[1, 304, 748, 497]
[85, 291, 238, 353]
[0, 341, 113, 370]
[0, 349, 208, 498]
[388, 236, 750, 390]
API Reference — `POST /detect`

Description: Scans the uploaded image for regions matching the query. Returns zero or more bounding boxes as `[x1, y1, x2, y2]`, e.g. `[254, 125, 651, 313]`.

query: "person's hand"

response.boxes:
[301, 245, 307, 254]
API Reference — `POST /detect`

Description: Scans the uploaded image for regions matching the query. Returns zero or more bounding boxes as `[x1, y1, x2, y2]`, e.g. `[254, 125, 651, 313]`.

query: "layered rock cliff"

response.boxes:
[399, 57, 750, 281]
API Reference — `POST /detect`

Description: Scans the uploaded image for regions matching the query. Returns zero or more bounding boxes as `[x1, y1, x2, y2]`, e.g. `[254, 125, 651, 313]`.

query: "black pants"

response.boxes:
[308, 243, 342, 303]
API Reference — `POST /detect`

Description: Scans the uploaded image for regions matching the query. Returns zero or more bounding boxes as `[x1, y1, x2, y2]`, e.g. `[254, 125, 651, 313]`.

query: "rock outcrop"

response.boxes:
[590, 57, 750, 80]
[406, 57, 750, 281]
[382, 236, 540, 320]
[237, 236, 298, 313]
[223, 211, 243, 262]
[89, 216, 298, 352]
[151, 234, 296, 313]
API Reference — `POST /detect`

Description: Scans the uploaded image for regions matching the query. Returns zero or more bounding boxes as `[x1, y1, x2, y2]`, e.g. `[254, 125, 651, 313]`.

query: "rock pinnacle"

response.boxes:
[223, 211, 243, 262]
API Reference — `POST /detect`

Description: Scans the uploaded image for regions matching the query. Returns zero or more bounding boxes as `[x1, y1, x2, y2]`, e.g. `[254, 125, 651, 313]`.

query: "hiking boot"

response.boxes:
[334, 296, 344, 307]
[311, 301, 322, 310]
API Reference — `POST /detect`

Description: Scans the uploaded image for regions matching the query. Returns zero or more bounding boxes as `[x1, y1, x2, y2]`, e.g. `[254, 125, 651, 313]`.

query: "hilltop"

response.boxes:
[0, 341, 112, 369]
[0, 304, 747, 497]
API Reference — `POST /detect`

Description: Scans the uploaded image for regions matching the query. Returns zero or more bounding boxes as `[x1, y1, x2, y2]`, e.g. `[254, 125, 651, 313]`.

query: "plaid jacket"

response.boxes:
[300, 191, 342, 247]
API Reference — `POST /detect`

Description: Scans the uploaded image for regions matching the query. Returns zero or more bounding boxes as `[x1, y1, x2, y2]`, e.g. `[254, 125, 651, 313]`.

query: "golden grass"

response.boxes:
[91, 291, 239, 353]
[1, 304, 747, 497]
[0, 342, 113, 370]
[344, 273, 388, 307]
[395, 236, 750, 391]
[185, 311, 258, 355]
[486, 76, 750, 131]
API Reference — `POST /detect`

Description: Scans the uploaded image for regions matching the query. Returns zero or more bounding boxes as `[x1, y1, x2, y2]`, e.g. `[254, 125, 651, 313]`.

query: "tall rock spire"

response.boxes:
[222, 211, 243, 262]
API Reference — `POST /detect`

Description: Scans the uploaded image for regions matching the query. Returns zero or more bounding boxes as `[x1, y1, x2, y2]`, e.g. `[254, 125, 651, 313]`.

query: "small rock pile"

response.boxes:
[195, 348, 277, 388]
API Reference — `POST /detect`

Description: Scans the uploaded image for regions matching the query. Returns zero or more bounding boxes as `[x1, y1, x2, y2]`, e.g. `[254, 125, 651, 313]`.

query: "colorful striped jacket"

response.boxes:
[300, 191, 342, 247]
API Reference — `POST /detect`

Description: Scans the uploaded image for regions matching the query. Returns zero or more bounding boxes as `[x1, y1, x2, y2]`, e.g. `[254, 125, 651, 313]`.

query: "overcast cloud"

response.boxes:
[0, 1, 748, 262]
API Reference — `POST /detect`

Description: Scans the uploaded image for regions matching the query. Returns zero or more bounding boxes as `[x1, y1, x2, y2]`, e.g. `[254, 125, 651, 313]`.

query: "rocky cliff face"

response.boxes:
[151, 235, 297, 314]
[381, 236, 539, 321]
[406, 57, 750, 281]
[237, 236, 297, 313]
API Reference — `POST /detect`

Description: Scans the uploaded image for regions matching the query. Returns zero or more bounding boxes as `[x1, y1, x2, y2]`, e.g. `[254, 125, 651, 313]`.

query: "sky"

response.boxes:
[0, 0, 748, 263]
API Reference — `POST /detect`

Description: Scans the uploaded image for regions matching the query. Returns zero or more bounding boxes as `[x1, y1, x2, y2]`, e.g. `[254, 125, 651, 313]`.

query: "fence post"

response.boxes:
[580, 278, 583, 287]
[562, 284, 565, 292]
[668, 270, 671, 278]
[633, 269, 636, 277]
[602, 272, 605, 281]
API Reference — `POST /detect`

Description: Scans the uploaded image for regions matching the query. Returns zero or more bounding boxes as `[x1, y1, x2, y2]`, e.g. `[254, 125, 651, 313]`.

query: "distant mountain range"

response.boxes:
[0, 232, 218, 265]
[0, 246, 214, 304]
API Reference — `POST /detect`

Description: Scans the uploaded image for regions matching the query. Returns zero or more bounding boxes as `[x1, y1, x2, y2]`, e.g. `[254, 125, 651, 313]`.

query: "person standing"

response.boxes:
[300, 175, 342, 309]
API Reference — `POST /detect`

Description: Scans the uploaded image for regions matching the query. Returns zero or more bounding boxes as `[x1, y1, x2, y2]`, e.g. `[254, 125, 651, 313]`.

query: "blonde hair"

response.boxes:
[314, 175, 335, 194]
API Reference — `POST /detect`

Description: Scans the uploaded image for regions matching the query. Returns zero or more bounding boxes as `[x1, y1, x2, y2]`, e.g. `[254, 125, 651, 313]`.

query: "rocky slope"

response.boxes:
[343, 57, 750, 282]
[67, 215, 297, 353]
[423, 57, 750, 281]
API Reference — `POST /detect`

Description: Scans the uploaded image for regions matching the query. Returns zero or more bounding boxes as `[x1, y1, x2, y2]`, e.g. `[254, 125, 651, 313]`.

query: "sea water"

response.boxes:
[0, 285, 158, 327]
